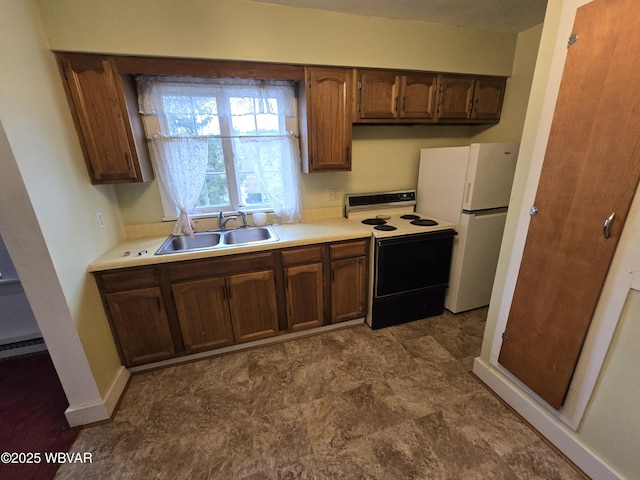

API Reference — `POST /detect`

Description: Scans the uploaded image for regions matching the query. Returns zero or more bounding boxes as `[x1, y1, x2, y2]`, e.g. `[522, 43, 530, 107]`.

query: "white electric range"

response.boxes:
[344, 190, 456, 237]
[344, 190, 457, 329]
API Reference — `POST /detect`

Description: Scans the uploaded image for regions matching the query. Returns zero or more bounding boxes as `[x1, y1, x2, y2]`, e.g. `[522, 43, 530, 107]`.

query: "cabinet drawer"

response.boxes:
[281, 245, 323, 266]
[169, 252, 274, 282]
[97, 267, 158, 292]
[330, 239, 369, 259]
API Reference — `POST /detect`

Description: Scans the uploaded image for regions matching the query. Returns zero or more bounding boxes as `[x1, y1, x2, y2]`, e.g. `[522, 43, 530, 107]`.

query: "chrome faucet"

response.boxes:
[218, 211, 248, 230]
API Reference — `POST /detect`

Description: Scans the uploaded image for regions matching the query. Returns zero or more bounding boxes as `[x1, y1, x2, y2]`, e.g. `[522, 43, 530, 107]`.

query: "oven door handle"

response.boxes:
[376, 229, 457, 247]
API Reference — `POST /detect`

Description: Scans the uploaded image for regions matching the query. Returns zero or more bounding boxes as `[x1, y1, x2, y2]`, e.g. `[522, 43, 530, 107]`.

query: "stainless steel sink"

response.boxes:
[155, 226, 278, 255]
[223, 227, 273, 245]
[155, 232, 221, 254]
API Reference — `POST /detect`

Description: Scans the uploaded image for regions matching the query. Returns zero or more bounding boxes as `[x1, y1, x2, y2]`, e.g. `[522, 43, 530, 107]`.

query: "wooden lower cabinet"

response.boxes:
[172, 277, 234, 353]
[172, 269, 278, 349]
[330, 256, 367, 323]
[104, 287, 175, 366]
[227, 270, 279, 343]
[330, 240, 369, 323]
[284, 262, 324, 331]
[95, 238, 369, 367]
[281, 245, 325, 331]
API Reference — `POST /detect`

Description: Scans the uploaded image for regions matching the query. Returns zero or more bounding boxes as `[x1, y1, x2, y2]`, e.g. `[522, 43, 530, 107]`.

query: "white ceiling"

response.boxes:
[249, 0, 548, 33]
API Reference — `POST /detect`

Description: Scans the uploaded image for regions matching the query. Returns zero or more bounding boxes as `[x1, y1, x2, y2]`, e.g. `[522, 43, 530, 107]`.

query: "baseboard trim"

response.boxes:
[472, 357, 622, 480]
[64, 366, 130, 427]
[129, 318, 365, 373]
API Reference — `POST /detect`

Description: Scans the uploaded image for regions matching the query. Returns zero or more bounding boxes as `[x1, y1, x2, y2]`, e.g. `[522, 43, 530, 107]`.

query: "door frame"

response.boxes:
[485, 0, 640, 432]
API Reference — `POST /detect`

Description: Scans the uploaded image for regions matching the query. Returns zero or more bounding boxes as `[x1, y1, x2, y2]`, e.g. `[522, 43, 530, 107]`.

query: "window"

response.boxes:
[137, 76, 302, 235]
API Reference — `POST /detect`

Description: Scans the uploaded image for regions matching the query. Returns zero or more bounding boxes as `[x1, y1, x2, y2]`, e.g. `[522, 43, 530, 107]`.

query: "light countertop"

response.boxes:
[88, 218, 371, 272]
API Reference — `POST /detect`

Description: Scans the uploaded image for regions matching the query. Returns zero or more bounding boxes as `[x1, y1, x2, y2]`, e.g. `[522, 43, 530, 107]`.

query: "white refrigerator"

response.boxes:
[416, 142, 519, 313]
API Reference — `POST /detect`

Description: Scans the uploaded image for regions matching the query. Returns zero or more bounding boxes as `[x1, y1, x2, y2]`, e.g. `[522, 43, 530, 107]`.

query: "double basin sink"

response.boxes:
[155, 225, 278, 255]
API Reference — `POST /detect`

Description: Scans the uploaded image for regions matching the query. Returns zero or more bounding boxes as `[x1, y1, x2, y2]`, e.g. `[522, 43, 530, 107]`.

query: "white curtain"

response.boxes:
[150, 136, 208, 236]
[232, 134, 302, 223]
[137, 75, 302, 227]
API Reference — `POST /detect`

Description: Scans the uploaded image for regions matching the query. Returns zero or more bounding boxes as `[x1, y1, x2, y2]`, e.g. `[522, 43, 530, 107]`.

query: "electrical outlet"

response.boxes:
[96, 212, 106, 229]
[327, 188, 340, 202]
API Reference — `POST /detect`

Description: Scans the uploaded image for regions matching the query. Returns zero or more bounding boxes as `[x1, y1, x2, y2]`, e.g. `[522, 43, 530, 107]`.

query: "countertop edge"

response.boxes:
[88, 219, 372, 273]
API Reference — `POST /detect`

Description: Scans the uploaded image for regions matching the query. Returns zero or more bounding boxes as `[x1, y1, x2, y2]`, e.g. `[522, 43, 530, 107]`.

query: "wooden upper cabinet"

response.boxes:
[356, 70, 398, 120]
[437, 74, 475, 120]
[299, 66, 353, 173]
[355, 70, 438, 123]
[437, 74, 506, 123]
[58, 53, 153, 184]
[56, 52, 507, 181]
[471, 76, 507, 121]
[400, 73, 438, 119]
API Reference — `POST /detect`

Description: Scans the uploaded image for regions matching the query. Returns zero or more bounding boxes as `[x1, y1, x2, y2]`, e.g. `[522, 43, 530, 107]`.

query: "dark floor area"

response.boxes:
[0, 352, 79, 480]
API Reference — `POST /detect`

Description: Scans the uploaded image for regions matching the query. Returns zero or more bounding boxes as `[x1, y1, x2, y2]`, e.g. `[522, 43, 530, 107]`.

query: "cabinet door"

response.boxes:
[172, 278, 234, 353]
[399, 73, 438, 120]
[331, 256, 367, 323]
[472, 77, 506, 120]
[105, 287, 175, 366]
[284, 262, 324, 331]
[60, 53, 152, 184]
[227, 270, 279, 343]
[303, 67, 353, 172]
[436, 75, 475, 120]
[357, 71, 398, 119]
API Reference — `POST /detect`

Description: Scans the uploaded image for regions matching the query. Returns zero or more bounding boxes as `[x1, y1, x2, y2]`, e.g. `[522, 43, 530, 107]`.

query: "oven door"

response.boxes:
[374, 230, 456, 298]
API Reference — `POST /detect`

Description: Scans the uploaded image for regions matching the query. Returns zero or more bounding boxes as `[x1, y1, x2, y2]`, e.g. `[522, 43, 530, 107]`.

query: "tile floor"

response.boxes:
[56, 309, 586, 479]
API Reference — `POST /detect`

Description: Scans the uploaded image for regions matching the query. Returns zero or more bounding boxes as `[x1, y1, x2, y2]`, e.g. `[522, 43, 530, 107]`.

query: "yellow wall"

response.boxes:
[580, 289, 640, 477]
[34, 0, 526, 225]
[35, 0, 516, 74]
[0, 0, 123, 399]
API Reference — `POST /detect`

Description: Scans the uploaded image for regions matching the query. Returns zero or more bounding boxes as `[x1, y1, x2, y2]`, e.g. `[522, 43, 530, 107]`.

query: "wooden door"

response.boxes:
[357, 70, 398, 119]
[284, 263, 324, 331]
[227, 270, 279, 343]
[498, 0, 640, 409]
[172, 278, 234, 353]
[400, 73, 438, 120]
[304, 67, 353, 172]
[105, 287, 175, 366]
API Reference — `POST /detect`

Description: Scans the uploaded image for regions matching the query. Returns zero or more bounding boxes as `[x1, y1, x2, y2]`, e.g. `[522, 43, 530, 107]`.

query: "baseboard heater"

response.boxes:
[0, 337, 47, 360]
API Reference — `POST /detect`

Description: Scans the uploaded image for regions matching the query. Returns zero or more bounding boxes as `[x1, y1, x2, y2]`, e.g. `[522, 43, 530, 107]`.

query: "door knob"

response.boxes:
[530, 206, 538, 216]
[603, 212, 615, 239]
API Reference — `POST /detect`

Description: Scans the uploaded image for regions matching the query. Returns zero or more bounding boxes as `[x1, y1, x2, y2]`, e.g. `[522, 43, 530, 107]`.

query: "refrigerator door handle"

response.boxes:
[464, 182, 472, 206]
